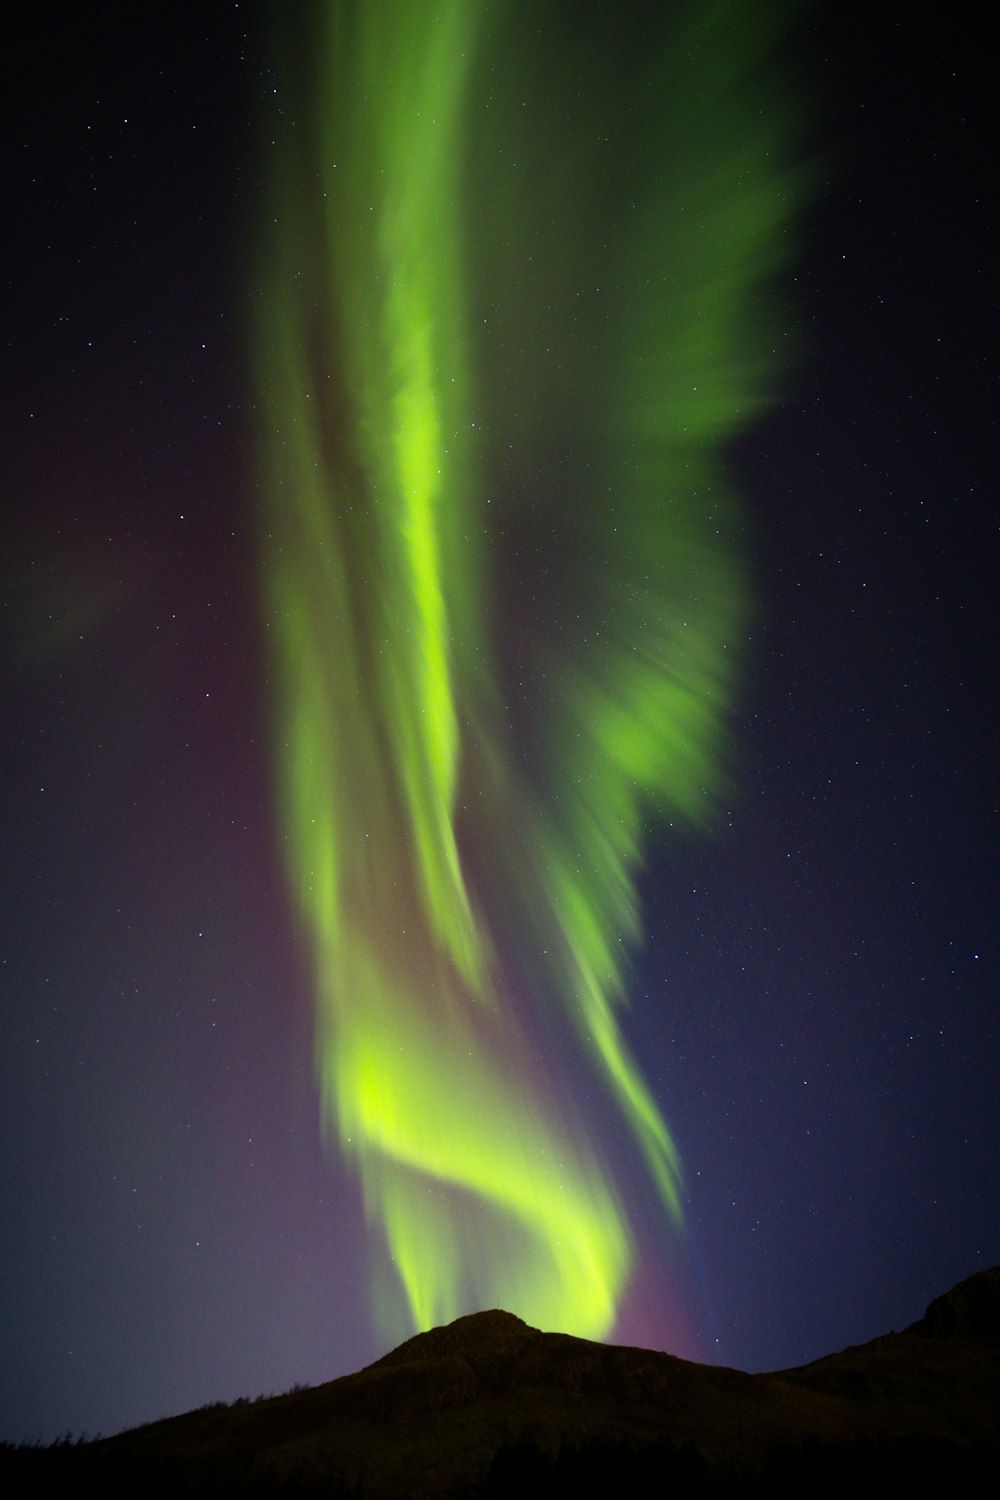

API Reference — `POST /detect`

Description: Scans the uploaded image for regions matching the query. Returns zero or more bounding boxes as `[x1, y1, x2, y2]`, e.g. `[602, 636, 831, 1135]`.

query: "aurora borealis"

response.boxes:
[256, 0, 806, 1344]
[3, 0, 996, 1447]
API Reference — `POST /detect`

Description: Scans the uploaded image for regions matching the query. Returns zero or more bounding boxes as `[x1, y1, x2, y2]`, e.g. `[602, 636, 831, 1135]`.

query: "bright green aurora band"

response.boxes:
[255, 1, 807, 1343]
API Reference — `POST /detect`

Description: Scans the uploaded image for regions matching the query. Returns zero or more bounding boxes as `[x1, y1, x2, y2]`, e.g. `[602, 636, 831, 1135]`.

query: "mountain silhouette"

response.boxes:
[4, 1269, 998, 1496]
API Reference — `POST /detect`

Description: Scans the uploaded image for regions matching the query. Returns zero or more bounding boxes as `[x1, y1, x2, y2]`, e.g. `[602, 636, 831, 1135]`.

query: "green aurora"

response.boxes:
[255, 0, 808, 1343]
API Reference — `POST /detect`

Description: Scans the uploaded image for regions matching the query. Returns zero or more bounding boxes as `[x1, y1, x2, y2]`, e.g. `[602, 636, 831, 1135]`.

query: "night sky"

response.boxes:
[3, 1, 995, 1445]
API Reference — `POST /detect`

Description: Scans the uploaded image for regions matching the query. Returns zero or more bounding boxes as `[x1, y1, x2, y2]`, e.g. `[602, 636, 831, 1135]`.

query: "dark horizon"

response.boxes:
[4, 1268, 998, 1499]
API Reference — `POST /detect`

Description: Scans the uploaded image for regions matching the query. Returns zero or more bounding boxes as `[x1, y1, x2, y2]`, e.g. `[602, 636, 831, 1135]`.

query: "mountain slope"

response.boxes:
[4, 1269, 999, 1496]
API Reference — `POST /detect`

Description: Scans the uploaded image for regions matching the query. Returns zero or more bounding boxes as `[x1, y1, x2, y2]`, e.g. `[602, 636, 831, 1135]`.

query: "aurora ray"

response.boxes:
[255, 0, 808, 1343]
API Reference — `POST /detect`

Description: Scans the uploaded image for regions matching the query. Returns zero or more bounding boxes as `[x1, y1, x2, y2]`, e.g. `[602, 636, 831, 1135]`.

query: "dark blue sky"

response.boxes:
[2, 1, 995, 1443]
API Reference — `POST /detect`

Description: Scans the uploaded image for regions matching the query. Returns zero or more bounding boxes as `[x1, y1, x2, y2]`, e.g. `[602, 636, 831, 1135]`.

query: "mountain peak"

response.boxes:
[371, 1309, 537, 1370]
[908, 1266, 1000, 1344]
